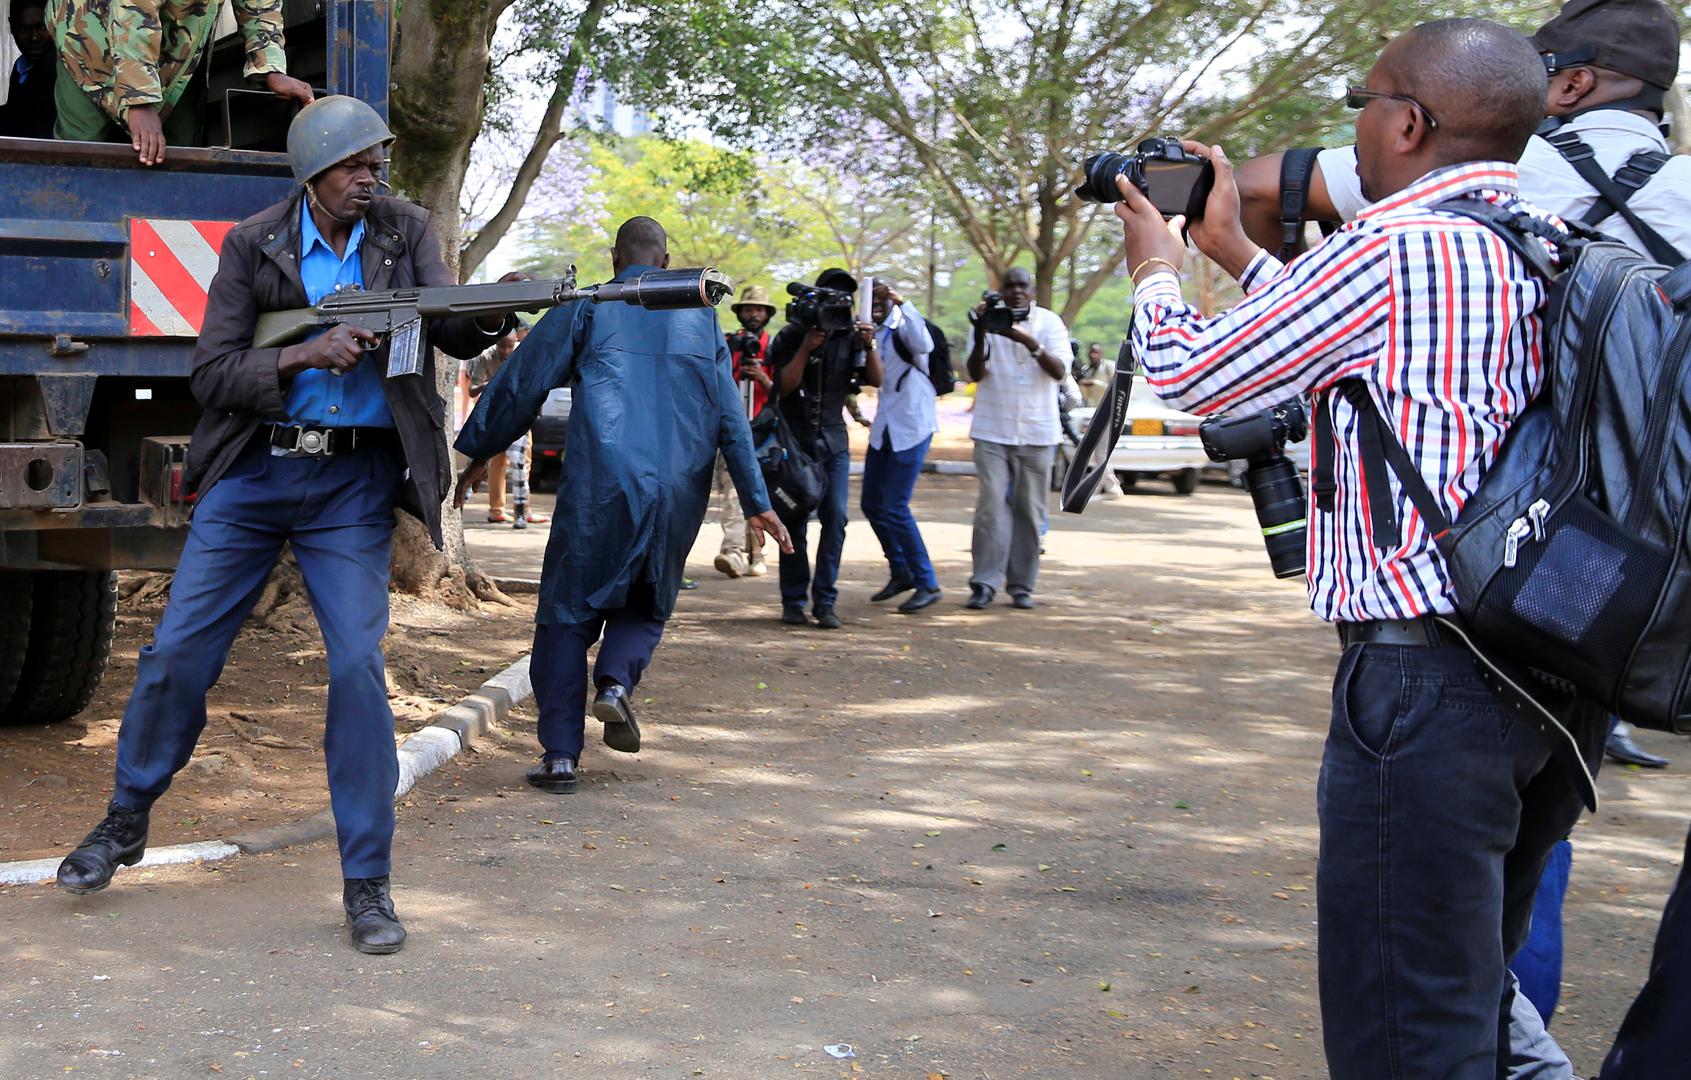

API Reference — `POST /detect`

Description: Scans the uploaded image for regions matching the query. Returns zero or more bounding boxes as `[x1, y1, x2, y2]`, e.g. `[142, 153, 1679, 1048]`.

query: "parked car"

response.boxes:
[1057, 384, 1210, 495]
[529, 388, 572, 492]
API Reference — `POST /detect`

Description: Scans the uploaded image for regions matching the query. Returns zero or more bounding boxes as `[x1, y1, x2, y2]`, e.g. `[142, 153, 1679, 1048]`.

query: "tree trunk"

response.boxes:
[383, 0, 509, 606]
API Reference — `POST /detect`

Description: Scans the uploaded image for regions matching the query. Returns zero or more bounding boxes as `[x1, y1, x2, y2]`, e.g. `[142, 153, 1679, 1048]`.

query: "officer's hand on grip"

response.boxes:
[309, 324, 379, 372]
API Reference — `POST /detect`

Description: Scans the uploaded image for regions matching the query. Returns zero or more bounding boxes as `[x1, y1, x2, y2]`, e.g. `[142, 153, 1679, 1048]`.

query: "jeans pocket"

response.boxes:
[1336, 647, 1404, 759]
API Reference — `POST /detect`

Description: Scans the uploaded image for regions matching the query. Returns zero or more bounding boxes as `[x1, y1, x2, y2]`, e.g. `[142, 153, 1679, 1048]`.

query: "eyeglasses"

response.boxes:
[1345, 86, 1440, 131]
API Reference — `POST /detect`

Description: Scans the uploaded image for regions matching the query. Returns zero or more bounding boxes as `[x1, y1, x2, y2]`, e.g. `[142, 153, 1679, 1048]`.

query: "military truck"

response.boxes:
[0, 0, 389, 723]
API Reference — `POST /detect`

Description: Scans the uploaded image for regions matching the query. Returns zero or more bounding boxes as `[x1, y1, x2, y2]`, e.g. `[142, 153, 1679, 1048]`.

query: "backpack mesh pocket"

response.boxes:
[1475, 493, 1670, 704]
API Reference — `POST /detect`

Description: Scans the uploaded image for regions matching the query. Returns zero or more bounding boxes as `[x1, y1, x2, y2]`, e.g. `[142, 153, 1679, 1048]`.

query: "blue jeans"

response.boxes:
[530, 589, 665, 763]
[860, 436, 937, 591]
[1317, 639, 1587, 1079]
[1600, 822, 1691, 1078]
[112, 438, 401, 878]
[778, 446, 850, 612]
[1515, 839, 1572, 1024]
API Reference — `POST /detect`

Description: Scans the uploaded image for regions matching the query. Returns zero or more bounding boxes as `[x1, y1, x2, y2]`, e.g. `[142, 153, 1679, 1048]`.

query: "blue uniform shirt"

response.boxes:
[285, 199, 394, 428]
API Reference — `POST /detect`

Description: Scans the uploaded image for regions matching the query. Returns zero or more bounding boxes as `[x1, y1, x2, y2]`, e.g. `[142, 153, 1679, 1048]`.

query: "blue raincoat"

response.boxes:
[456, 265, 771, 625]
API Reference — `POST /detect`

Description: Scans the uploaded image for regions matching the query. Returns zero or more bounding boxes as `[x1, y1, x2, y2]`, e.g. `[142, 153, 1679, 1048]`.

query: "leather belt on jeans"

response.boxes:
[1337, 616, 1447, 649]
[266, 424, 396, 458]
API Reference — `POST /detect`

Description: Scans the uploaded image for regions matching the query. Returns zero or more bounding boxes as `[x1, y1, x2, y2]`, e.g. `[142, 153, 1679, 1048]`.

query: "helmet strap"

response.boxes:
[304, 181, 362, 226]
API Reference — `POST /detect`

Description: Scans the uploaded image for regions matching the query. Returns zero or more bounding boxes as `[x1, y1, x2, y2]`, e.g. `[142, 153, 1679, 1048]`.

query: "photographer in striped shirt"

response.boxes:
[1112, 19, 1604, 1079]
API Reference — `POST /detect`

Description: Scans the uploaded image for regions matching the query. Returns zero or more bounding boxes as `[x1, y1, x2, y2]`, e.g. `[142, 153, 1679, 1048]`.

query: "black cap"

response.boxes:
[1532, 0, 1681, 89]
[814, 267, 857, 293]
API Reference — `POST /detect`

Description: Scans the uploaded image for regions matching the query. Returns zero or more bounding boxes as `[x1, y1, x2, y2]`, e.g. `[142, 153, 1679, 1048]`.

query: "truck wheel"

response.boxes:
[0, 572, 33, 714]
[3, 570, 118, 725]
[1172, 468, 1201, 495]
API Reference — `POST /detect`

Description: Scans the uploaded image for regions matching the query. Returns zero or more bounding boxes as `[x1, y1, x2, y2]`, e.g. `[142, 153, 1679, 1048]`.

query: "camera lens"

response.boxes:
[1243, 454, 1307, 579]
[1075, 152, 1137, 204]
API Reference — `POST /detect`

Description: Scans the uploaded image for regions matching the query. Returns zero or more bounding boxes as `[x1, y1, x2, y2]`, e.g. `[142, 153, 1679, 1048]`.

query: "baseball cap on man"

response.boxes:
[1531, 0, 1681, 89]
[815, 268, 857, 293]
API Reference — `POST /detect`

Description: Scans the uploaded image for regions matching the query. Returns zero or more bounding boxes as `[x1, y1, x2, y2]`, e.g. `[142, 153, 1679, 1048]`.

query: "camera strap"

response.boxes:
[1312, 381, 1445, 552]
[1277, 149, 1339, 262]
[1540, 127, 1683, 266]
[1061, 333, 1137, 514]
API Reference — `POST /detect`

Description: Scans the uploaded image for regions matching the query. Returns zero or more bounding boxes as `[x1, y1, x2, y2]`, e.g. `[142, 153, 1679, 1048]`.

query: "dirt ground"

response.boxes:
[1, 474, 1685, 1079]
[0, 571, 537, 863]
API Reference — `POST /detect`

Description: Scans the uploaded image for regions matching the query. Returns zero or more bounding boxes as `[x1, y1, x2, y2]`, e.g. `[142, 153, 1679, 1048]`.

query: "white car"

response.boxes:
[1061, 385, 1211, 495]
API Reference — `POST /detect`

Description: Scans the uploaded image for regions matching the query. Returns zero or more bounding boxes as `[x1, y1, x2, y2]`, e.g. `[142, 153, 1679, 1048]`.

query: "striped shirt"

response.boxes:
[1132, 162, 1562, 623]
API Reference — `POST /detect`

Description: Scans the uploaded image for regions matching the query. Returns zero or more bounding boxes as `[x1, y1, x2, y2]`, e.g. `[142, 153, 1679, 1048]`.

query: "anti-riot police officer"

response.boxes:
[54, 96, 514, 955]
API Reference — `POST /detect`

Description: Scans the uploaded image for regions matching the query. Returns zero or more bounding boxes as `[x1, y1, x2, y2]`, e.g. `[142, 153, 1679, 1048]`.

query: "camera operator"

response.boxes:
[861, 280, 942, 614]
[963, 267, 1071, 610]
[713, 285, 779, 579]
[1112, 20, 1607, 1077]
[768, 268, 883, 629]
[1075, 342, 1114, 408]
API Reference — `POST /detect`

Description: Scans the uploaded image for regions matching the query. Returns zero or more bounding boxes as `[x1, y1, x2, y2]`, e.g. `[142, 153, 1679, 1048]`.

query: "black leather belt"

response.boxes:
[266, 424, 397, 458]
[1337, 617, 1449, 648]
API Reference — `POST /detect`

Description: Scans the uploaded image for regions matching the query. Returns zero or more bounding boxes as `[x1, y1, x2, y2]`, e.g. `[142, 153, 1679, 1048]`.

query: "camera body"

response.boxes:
[727, 329, 763, 361]
[785, 283, 856, 333]
[971, 290, 1031, 335]
[1199, 399, 1310, 579]
[1075, 136, 1215, 220]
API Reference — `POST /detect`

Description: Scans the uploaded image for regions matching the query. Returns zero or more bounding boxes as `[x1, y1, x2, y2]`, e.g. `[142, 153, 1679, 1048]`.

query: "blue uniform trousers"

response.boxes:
[860, 435, 938, 591]
[530, 590, 665, 762]
[112, 438, 402, 879]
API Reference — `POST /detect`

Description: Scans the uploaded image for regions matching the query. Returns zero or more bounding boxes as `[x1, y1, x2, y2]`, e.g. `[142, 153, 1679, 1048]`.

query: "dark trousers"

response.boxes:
[1600, 823, 1691, 1078]
[530, 598, 665, 762]
[778, 446, 851, 612]
[1317, 640, 1586, 1079]
[860, 435, 937, 591]
[112, 439, 401, 879]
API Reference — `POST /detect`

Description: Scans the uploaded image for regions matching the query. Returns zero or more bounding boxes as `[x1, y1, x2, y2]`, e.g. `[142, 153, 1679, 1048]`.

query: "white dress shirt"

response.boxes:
[967, 303, 1070, 446]
[1317, 110, 1691, 259]
[871, 301, 938, 453]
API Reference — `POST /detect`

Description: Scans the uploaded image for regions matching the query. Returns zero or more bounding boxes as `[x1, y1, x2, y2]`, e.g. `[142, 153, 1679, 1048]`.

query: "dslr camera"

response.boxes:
[969, 290, 1030, 335]
[785, 283, 856, 333]
[726, 329, 763, 360]
[1074, 136, 1215, 221]
[1199, 399, 1310, 579]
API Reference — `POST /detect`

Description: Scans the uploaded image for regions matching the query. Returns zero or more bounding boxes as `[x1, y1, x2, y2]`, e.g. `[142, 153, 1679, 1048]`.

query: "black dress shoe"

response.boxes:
[527, 755, 579, 793]
[870, 578, 916, 603]
[344, 876, 407, 955]
[594, 683, 641, 753]
[964, 585, 995, 610]
[781, 605, 808, 625]
[1606, 726, 1670, 768]
[56, 801, 149, 895]
[814, 607, 842, 629]
[1011, 593, 1036, 610]
[897, 587, 942, 614]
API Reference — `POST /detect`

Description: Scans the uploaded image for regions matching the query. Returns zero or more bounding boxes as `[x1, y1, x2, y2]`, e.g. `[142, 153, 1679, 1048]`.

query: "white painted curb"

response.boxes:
[0, 654, 534, 888]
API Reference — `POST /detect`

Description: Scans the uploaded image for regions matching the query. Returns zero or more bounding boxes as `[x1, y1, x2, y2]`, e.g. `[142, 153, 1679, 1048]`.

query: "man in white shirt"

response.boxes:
[963, 268, 1072, 610]
[862, 281, 943, 614]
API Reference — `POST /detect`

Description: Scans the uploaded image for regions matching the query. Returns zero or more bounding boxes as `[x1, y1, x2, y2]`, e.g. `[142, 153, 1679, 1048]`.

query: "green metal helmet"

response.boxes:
[286, 95, 393, 184]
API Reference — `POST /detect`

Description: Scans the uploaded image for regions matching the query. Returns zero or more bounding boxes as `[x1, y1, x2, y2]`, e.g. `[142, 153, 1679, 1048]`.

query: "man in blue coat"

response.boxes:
[457, 217, 790, 793]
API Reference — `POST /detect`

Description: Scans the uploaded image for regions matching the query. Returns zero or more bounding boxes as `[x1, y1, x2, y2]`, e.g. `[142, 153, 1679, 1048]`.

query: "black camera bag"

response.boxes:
[1323, 199, 1691, 734]
[750, 403, 826, 520]
[892, 318, 957, 397]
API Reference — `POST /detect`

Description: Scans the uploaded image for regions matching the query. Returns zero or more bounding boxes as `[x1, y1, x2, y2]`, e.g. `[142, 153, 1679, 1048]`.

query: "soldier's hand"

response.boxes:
[310, 324, 379, 372]
[126, 105, 165, 166]
[748, 510, 794, 555]
[265, 73, 315, 107]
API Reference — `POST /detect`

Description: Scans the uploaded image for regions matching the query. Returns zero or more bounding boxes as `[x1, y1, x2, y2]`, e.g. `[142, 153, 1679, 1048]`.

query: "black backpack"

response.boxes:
[1324, 199, 1691, 735]
[749, 403, 826, 520]
[892, 319, 956, 396]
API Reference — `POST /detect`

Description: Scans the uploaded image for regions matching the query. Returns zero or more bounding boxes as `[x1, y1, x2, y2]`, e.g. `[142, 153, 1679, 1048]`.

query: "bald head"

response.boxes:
[1385, 19, 1546, 163]
[612, 216, 669, 272]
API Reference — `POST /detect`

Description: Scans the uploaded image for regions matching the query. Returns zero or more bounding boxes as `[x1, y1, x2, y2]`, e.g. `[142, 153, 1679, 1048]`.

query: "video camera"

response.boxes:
[727, 329, 763, 360]
[969, 290, 1030, 335]
[1199, 399, 1310, 579]
[1074, 136, 1215, 221]
[785, 283, 856, 333]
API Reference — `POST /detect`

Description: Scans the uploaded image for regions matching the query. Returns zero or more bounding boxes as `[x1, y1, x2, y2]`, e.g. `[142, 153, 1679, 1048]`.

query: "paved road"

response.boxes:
[3, 475, 1683, 1078]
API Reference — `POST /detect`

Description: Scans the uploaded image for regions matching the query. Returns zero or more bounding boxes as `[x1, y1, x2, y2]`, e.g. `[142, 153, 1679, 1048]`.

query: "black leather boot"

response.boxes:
[56, 801, 149, 895]
[344, 876, 407, 955]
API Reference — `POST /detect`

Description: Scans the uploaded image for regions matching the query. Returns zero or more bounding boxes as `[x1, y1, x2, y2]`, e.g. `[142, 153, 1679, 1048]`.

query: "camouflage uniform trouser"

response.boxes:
[53, 61, 201, 143]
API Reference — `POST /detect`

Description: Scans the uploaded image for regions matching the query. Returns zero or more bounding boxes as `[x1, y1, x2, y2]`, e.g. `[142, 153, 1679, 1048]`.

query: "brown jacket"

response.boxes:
[186, 191, 500, 546]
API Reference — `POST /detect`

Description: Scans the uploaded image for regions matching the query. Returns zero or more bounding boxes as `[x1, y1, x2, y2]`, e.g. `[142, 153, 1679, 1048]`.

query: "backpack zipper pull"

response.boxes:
[1504, 518, 1532, 568]
[1527, 498, 1551, 541]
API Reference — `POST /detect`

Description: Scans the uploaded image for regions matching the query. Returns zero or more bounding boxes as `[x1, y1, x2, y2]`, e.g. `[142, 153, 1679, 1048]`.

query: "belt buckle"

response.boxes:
[270, 425, 333, 458]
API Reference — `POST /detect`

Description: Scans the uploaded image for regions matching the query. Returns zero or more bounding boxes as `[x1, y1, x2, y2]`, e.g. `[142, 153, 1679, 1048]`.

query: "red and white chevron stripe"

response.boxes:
[127, 219, 236, 337]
